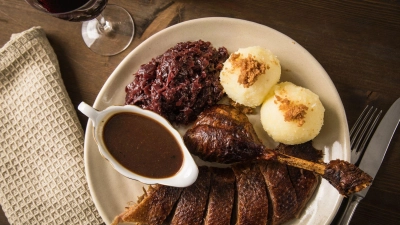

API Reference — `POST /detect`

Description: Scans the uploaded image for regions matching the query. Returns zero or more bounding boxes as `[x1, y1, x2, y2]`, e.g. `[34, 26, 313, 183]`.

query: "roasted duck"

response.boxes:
[183, 104, 372, 196]
[111, 144, 321, 225]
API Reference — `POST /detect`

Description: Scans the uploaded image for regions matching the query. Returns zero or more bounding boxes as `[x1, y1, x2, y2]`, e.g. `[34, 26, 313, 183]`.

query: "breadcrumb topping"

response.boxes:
[275, 95, 308, 126]
[230, 53, 267, 88]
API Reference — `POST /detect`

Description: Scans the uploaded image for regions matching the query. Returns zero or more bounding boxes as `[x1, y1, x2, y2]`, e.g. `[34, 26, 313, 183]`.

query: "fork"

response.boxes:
[333, 105, 382, 225]
[349, 105, 382, 165]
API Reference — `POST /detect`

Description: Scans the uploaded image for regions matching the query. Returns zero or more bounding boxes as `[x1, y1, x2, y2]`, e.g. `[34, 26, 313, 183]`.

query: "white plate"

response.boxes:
[84, 17, 350, 225]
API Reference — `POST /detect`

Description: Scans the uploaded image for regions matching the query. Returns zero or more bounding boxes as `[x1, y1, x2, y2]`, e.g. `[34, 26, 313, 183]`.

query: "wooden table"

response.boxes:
[1, 0, 399, 224]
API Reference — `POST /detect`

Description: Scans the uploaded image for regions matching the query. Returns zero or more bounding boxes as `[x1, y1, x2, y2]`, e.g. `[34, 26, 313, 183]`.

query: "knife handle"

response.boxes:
[338, 194, 364, 225]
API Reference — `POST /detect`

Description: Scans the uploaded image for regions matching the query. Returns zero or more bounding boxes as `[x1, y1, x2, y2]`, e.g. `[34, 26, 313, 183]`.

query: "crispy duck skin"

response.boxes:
[184, 124, 273, 164]
[323, 159, 372, 195]
[110, 184, 182, 225]
[183, 104, 372, 196]
[193, 104, 261, 144]
[184, 104, 276, 164]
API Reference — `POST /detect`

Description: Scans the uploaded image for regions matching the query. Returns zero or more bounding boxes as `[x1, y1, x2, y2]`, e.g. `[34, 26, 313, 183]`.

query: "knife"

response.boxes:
[338, 97, 400, 225]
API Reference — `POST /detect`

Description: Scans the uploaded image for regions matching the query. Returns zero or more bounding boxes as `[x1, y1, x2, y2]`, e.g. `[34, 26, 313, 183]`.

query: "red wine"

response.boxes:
[27, 0, 108, 22]
[38, 0, 90, 13]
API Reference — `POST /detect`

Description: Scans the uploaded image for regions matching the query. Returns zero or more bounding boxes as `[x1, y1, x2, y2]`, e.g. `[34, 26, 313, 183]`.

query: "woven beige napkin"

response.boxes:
[0, 27, 104, 224]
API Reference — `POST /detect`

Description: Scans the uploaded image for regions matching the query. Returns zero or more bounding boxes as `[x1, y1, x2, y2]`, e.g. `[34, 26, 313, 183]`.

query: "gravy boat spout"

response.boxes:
[78, 102, 199, 187]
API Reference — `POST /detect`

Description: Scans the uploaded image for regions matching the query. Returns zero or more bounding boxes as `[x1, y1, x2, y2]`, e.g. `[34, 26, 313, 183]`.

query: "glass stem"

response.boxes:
[96, 13, 112, 34]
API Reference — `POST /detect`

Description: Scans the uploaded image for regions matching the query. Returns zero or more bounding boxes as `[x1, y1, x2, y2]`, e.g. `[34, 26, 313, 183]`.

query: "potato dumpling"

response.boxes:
[220, 46, 281, 107]
[260, 82, 325, 145]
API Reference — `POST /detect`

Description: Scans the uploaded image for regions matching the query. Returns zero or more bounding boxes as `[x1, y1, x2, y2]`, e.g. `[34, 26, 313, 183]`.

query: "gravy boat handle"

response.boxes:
[78, 102, 100, 126]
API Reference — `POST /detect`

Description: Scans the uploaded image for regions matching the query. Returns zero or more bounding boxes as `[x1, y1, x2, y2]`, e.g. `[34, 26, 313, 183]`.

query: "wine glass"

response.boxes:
[25, 0, 135, 56]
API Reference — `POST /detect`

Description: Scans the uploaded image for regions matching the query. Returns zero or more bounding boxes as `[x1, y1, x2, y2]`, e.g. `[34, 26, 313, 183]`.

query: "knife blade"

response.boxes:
[338, 97, 400, 225]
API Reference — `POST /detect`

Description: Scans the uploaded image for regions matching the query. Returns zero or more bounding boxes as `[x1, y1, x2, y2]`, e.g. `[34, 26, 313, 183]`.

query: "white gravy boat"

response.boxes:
[78, 102, 199, 187]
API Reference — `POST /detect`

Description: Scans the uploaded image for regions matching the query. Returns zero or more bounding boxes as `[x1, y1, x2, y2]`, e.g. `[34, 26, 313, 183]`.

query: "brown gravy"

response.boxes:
[103, 112, 183, 178]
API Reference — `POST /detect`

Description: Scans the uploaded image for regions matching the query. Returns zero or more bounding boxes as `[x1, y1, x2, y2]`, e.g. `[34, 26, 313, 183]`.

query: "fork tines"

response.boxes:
[350, 105, 382, 164]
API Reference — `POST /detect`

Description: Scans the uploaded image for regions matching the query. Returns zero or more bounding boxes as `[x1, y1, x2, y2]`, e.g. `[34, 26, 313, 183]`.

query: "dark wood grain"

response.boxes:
[1, 0, 399, 224]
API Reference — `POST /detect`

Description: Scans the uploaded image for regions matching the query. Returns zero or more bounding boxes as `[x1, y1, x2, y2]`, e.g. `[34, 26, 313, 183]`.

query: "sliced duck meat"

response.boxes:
[171, 166, 211, 225]
[259, 161, 298, 225]
[204, 167, 235, 225]
[277, 142, 320, 217]
[111, 184, 182, 225]
[232, 163, 269, 225]
[286, 166, 319, 218]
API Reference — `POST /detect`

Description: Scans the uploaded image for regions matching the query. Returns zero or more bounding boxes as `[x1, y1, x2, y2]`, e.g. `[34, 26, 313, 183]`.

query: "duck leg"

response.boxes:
[184, 104, 372, 196]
